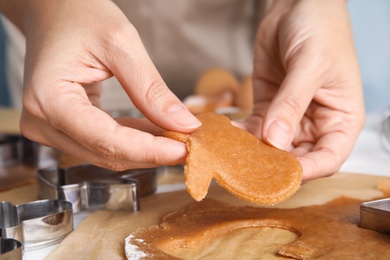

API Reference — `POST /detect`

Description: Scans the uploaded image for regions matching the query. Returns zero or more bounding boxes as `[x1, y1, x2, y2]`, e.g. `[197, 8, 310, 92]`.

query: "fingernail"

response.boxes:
[267, 120, 291, 150]
[168, 104, 202, 129]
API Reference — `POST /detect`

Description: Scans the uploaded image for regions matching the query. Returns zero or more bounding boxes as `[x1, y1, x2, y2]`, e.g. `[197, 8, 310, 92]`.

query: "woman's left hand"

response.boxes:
[244, 0, 365, 181]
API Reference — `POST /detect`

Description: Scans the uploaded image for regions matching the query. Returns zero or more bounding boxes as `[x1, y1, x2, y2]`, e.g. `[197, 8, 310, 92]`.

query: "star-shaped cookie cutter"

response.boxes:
[360, 198, 390, 234]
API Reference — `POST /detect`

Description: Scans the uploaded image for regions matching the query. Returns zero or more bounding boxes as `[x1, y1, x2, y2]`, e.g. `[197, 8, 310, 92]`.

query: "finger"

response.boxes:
[290, 142, 313, 157]
[295, 131, 353, 182]
[114, 117, 164, 136]
[261, 58, 322, 150]
[100, 24, 201, 133]
[24, 119, 187, 170]
[20, 94, 187, 170]
[24, 118, 159, 169]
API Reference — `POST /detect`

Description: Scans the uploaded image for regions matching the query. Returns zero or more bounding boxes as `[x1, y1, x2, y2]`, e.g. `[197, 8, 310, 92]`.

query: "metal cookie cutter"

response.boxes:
[0, 134, 58, 169]
[0, 199, 73, 259]
[0, 135, 21, 169]
[360, 198, 390, 234]
[0, 238, 22, 260]
[37, 164, 157, 213]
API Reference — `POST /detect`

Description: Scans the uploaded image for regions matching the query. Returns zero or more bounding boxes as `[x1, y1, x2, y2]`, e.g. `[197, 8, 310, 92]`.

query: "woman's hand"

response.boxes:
[245, 0, 365, 181]
[9, 0, 201, 170]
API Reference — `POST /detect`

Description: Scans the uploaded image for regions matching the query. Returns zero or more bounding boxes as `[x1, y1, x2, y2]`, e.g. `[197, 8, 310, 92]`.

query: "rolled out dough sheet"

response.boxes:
[46, 172, 389, 259]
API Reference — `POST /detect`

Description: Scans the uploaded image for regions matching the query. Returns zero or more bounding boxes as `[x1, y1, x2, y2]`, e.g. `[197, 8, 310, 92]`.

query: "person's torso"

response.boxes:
[114, 0, 262, 99]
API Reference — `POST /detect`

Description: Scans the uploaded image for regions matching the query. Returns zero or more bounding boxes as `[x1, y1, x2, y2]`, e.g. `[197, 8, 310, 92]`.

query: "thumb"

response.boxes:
[102, 28, 201, 133]
[261, 68, 320, 150]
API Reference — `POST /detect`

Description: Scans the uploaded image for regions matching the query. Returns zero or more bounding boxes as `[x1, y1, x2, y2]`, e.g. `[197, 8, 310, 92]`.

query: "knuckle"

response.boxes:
[144, 144, 159, 165]
[19, 123, 36, 142]
[91, 126, 132, 172]
[21, 81, 55, 123]
[102, 23, 139, 53]
[280, 95, 303, 118]
[19, 105, 45, 143]
[22, 92, 41, 118]
[131, 136, 156, 164]
[93, 140, 123, 171]
[101, 160, 128, 172]
[143, 78, 169, 106]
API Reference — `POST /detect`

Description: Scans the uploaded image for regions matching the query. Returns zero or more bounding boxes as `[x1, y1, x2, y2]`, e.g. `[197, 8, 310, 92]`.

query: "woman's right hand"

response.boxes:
[1, 0, 201, 170]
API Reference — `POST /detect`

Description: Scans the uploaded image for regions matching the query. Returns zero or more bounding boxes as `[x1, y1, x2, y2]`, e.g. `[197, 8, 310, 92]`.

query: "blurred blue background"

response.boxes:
[349, 0, 390, 113]
[0, 0, 389, 113]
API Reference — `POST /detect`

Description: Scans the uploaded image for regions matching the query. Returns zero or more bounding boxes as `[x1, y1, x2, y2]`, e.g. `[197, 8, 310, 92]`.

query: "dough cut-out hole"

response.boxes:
[126, 198, 390, 259]
[166, 227, 298, 260]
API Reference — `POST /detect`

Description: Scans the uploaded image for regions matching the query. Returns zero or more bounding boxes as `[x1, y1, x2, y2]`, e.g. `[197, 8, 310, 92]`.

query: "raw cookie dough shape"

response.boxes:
[195, 68, 240, 97]
[127, 198, 390, 259]
[163, 112, 303, 205]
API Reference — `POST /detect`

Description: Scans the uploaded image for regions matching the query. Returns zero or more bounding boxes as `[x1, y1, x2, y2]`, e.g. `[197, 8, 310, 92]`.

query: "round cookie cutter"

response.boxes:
[0, 199, 73, 258]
